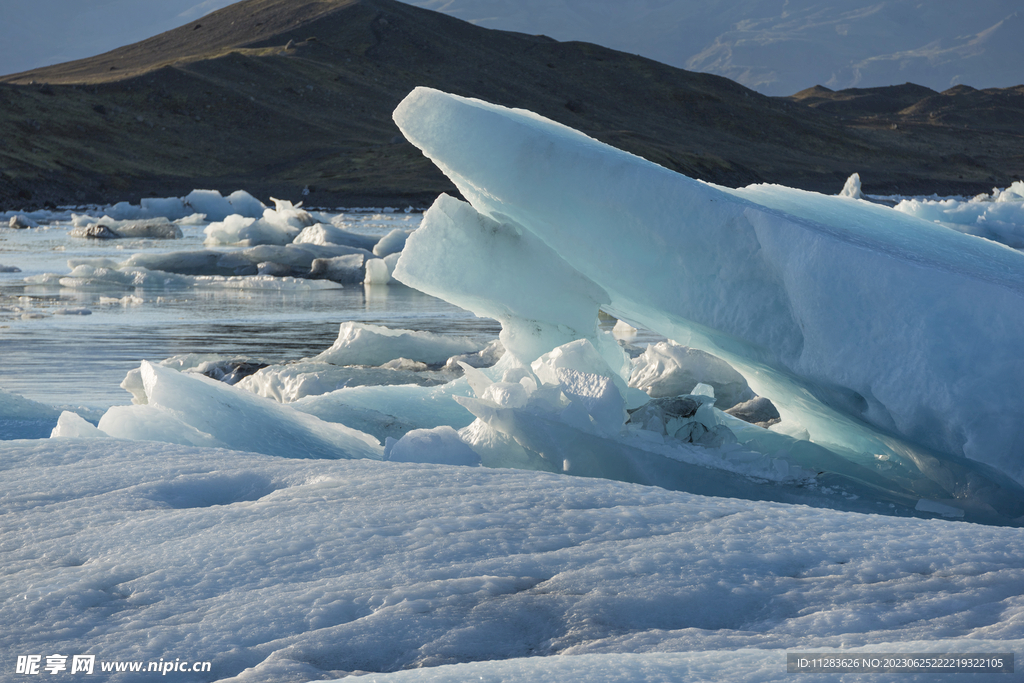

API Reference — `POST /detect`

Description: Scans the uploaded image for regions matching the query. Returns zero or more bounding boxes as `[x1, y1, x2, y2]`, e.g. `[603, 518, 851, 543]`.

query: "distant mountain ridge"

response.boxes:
[1, 0, 1022, 208]
[404, 0, 1023, 96]
[2, 0, 1020, 97]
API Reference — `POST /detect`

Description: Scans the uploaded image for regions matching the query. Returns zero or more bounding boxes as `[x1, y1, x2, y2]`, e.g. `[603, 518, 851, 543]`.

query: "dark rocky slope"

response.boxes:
[1, 0, 1021, 208]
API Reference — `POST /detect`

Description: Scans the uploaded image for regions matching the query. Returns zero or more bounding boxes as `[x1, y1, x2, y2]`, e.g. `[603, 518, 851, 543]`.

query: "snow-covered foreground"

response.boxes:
[2, 438, 1021, 682]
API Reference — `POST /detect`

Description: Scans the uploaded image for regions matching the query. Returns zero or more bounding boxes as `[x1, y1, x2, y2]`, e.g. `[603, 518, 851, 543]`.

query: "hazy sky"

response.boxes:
[2, 0, 1020, 95]
[0, 0, 236, 76]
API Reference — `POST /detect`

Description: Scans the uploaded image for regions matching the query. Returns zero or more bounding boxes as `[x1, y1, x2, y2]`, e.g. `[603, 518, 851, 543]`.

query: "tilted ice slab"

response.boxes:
[94, 361, 382, 460]
[393, 87, 1024, 487]
[2, 439, 1022, 682]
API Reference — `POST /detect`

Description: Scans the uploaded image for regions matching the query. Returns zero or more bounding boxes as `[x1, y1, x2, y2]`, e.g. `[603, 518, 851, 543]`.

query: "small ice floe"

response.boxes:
[70, 217, 182, 239]
[8, 214, 38, 229]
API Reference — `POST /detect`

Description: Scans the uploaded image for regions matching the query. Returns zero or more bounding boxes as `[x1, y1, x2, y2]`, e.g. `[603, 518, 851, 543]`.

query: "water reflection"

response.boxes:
[1, 281, 500, 409]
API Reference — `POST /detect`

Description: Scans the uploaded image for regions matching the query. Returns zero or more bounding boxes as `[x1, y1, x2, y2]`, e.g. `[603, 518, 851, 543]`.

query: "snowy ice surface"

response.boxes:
[894, 180, 1024, 248]
[392, 87, 1024, 492]
[1, 439, 1022, 682]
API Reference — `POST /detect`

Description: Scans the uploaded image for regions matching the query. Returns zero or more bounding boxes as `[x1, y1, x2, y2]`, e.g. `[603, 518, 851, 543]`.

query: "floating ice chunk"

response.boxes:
[373, 228, 414, 257]
[294, 223, 378, 250]
[52, 307, 91, 315]
[611, 319, 637, 339]
[110, 218, 181, 239]
[49, 263, 342, 291]
[315, 322, 484, 367]
[364, 258, 391, 284]
[8, 214, 38, 229]
[49, 411, 106, 438]
[629, 342, 754, 410]
[268, 197, 315, 229]
[69, 216, 183, 239]
[204, 214, 297, 246]
[202, 200, 320, 246]
[98, 190, 266, 222]
[185, 189, 265, 221]
[383, 426, 481, 466]
[122, 250, 240, 276]
[309, 254, 365, 283]
[839, 172, 864, 199]
[175, 212, 208, 225]
[99, 361, 382, 459]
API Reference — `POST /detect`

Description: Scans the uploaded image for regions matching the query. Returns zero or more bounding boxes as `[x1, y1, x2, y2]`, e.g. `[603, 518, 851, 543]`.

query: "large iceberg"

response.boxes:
[393, 87, 1024, 489]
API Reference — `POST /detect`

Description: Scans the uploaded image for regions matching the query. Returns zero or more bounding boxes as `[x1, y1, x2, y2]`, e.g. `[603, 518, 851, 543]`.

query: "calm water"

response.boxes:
[0, 210, 500, 408]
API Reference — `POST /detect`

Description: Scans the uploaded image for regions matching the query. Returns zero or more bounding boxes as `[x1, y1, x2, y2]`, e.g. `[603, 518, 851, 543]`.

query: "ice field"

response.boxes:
[4, 90, 1024, 680]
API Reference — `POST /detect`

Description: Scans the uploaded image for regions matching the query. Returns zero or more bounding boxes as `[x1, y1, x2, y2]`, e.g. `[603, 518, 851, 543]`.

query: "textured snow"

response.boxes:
[392, 87, 1024, 491]
[2, 439, 1022, 682]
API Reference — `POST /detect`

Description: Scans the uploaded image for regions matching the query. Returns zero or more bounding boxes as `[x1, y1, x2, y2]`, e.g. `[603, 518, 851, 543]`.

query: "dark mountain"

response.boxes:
[1, 0, 1022, 208]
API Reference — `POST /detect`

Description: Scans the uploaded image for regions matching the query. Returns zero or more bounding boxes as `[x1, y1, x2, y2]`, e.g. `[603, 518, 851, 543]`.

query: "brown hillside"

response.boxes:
[1, 0, 1022, 208]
